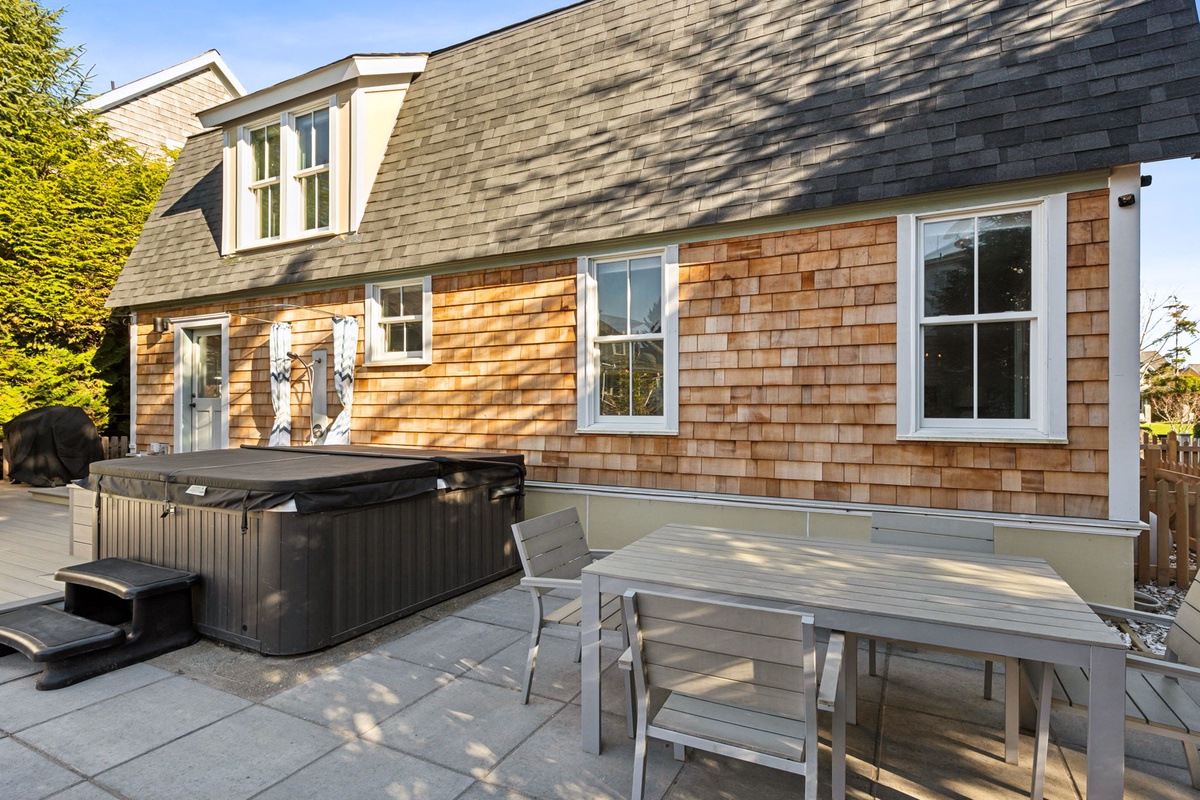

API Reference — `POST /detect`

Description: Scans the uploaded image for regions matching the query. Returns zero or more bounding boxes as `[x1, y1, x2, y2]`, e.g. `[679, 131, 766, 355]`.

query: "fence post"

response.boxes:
[1139, 448, 1159, 584]
[1158, 478, 1173, 587]
[1177, 478, 1192, 588]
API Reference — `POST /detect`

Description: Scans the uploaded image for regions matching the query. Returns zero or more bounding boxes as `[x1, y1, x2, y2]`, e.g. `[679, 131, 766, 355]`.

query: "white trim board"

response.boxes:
[526, 481, 1144, 538]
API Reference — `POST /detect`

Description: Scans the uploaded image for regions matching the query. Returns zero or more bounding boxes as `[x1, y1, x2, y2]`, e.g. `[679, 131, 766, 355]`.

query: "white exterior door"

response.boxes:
[176, 318, 229, 452]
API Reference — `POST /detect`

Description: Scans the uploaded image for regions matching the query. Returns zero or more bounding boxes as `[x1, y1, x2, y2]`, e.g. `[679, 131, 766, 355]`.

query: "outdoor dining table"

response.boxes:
[580, 523, 1127, 799]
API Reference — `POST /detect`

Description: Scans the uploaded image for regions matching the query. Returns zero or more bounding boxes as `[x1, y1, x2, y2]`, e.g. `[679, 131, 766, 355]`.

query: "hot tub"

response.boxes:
[84, 445, 524, 655]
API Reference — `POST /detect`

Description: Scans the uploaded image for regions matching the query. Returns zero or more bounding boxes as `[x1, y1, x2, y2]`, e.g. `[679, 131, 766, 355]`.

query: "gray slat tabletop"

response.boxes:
[579, 524, 1128, 800]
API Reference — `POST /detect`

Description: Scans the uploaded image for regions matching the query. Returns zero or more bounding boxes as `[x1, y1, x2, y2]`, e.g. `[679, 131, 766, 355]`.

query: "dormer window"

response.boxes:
[238, 101, 334, 247]
[202, 54, 428, 255]
[248, 122, 280, 238]
[295, 107, 329, 231]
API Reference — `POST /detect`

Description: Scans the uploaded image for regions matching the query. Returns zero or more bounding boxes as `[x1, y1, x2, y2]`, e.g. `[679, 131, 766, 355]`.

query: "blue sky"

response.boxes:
[61, 0, 1199, 333]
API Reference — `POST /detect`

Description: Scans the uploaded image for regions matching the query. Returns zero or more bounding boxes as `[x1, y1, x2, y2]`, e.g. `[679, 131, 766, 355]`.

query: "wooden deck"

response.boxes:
[0, 482, 84, 606]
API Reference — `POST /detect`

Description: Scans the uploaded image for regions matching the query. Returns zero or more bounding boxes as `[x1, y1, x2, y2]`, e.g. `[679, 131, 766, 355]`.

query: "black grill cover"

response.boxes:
[2, 406, 105, 487]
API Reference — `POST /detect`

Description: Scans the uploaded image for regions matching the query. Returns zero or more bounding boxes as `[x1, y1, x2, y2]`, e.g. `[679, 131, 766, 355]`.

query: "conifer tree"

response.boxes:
[0, 0, 169, 430]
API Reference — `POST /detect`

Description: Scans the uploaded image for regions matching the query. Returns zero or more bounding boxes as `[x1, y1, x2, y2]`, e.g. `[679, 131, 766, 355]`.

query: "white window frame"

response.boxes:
[576, 245, 679, 435]
[364, 276, 433, 365]
[896, 195, 1067, 443]
[235, 96, 337, 250]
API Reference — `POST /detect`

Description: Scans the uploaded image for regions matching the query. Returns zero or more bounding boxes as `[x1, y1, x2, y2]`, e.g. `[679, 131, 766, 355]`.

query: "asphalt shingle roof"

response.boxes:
[109, 0, 1200, 308]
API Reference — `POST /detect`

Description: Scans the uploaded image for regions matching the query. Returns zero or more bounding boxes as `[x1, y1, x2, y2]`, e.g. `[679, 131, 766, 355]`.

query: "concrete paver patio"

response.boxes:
[1, 576, 1197, 799]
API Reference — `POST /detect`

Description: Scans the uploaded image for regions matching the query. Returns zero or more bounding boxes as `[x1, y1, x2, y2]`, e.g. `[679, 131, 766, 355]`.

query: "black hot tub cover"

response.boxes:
[84, 445, 525, 514]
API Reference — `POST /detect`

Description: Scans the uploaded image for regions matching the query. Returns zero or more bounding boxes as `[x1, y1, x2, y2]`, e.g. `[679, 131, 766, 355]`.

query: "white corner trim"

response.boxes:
[128, 311, 138, 454]
[1108, 165, 1142, 522]
[82, 50, 246, 113]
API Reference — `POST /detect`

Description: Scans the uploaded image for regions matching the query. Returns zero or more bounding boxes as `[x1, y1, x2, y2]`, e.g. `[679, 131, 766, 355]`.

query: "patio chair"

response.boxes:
[622, 589, 847, 800]
[866, 512, 1020, 762]
[1029, 578, 1200, 792]
[510, 508, 631, 723]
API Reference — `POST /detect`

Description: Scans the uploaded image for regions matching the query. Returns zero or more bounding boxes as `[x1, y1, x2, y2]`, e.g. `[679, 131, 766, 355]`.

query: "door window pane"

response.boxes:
[196, 333, 223, 399]
[978, 212, 1033, 314]
[923, 218, 974, 317]
[978, 321, 1030, 419]
[923, 324, 973, 419]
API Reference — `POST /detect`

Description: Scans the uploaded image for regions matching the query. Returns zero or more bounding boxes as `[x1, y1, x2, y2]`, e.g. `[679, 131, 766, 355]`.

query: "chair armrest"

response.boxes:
[1128, 653, 1200, 682]
[818, 631, 846, 712]
[520, 577, 582, 592]
[1087, 602, 1175, 627]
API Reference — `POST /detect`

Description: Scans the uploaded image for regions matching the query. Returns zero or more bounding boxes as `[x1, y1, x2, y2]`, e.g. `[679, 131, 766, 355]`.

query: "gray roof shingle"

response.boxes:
[110, 0, 1200, 308]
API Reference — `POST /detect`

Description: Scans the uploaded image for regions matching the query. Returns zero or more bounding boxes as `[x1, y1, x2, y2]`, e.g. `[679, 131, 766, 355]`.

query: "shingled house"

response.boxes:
[107, 0, 1200, 603]
[83, 50, 245, 157]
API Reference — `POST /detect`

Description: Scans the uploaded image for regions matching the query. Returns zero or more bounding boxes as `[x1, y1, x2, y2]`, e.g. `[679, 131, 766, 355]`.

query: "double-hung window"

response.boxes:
[896, 197, 1067, 442]
[577, 246, 679, 434]
[248, 123, 280, 239]
[238, 100, 334, 247]
[364, 277, 432, 365]
[295, 108, 330, 231]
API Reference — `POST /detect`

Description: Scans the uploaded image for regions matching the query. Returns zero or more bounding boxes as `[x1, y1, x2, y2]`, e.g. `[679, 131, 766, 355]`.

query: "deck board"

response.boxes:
[0, 482, 84, 600]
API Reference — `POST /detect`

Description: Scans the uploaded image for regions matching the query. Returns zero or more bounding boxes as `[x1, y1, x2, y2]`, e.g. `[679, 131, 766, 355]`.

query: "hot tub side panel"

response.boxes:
[96, 485, 520, 655]
[297, 483, 521, 653]
[97, 494, 272, 651]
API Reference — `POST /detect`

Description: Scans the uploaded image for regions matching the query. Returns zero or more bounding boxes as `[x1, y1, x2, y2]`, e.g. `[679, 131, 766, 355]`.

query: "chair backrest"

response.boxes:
[510, 507, 595, 581]
[870, 511, 995, 554]
[623, 590, 817, 720]
[1166, 579, 1200, 667]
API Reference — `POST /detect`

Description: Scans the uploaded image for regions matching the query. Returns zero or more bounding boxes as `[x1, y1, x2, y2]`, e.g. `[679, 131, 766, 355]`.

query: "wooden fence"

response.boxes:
[1140, 431, 1200, 587]
[99, 436, 130, 460]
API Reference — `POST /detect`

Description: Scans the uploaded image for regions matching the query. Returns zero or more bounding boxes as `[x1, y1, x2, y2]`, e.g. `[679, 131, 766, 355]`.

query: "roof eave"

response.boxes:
[198, 54, 428, 128]
[82, 50, 246, 112]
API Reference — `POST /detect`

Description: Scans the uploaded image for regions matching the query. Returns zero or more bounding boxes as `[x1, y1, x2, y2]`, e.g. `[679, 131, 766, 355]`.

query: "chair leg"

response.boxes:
[673, 742, 686, 761]
[573, 632, 582, 664]
[631, 725, 650, 800]
[983, 659, 994, 700]
[623, 661, 636, 738]
[844, 633, 858, 727]
[832, 646, 847, 800]
[521, 591, 544, 705]
[1184, 741, 1200, 790]
[868, 638, 878, 677]
[1029, 661, 1053, 800]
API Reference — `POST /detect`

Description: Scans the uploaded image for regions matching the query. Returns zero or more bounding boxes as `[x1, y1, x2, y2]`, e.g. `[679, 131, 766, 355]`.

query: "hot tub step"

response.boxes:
[0, 558, 201, 690]
[0, 604, 127, 690]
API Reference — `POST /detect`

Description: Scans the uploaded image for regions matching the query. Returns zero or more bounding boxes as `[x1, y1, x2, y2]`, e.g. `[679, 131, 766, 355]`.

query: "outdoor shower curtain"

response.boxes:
[322, 315, 357, 445]
[268, 322, 292, 446]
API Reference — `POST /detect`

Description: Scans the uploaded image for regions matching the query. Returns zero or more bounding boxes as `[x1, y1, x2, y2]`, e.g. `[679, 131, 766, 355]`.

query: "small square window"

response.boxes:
[365, 277, 432, 365]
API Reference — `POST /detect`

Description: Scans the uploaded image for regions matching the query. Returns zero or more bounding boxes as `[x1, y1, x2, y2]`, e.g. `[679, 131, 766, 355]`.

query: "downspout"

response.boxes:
[1108, 164, 1142, 522]
[129, 311, 138, 455]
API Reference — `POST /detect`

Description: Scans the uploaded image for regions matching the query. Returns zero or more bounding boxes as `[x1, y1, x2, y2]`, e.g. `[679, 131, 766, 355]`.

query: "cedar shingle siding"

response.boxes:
[135, 189, 1110, 518]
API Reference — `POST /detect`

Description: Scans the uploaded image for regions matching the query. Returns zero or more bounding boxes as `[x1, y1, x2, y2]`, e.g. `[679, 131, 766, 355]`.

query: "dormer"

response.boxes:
[198, 54, 427, 255]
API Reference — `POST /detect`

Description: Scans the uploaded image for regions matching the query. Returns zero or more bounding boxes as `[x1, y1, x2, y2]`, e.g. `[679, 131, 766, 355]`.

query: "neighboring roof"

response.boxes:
[110, 0, 1200, 309]
[198, 54, 428, 128]
[82, 50, 245, 113]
